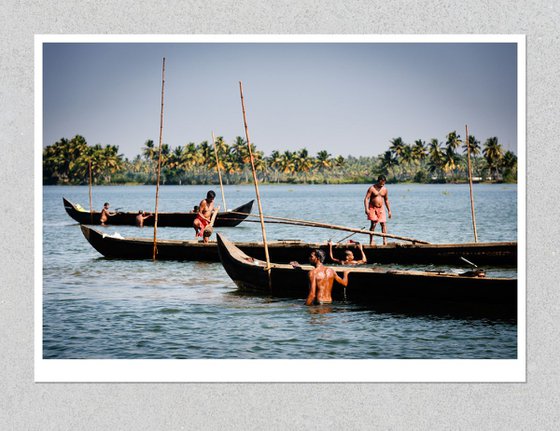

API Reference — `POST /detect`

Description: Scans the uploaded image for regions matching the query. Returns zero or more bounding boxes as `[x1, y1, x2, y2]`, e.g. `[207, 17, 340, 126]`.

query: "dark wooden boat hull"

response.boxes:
[80, 225, 516, 266]
[216, 234, 517, 318]
[63, 197, 254, 227]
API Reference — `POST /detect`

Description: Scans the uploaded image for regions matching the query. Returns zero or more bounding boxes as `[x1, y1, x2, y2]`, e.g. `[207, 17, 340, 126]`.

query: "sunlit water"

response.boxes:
[43, 183, 518, 359]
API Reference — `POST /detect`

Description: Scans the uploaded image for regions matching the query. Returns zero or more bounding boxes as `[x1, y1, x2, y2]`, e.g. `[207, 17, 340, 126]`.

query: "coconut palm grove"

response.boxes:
[43, 132, 517, 185]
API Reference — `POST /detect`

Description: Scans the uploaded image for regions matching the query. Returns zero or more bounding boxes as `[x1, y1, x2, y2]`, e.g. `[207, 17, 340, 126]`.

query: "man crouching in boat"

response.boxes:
[193, 190, 216, 243]
[305, 249, 349, 306]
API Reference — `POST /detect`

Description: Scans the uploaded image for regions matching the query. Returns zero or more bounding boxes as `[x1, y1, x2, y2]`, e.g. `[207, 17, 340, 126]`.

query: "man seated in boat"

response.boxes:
[193, 190, 217, 243]
[100, 202, 116, 226]
[305, 249, 349, 306]
[135, 210, 153, 227]
[328, 240, 367, 265]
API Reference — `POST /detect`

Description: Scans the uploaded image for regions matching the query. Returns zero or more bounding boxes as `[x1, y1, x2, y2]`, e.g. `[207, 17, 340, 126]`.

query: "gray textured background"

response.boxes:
[1, 0, 559, 429]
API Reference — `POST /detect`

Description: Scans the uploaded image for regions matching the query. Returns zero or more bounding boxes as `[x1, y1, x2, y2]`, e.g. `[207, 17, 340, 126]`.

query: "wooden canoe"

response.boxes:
[79, 225, 516, 266]
[216, 233, 517, 318]
[63, 197, 254, 227]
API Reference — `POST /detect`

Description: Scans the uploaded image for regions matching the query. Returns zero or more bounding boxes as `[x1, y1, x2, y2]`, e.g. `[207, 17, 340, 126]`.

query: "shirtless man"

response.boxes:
[100, 202, 116, 226]
[135, 210, 152, 227]
[364, 175, 392, 245]
[328, 240, 367, 265]
[305, 249, 349, 306]
[193, 190, 217, 243]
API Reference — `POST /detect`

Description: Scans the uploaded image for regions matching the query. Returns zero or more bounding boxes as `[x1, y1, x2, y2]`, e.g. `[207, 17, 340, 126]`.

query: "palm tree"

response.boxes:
[483, 137, 504, 180]
[501, 150, 517, 182]
[315, 150, 332, 173]
[267, 150, 283, 183]
[100, 144, 124, 183]
[400, 144, 414, 180]
[412, 139, 427, 163]
[142, 139, 156, 161]
[445, 131, 462, 152]
[463, 135, 482, 178]
[279, 150, 296, 177]
[442, 146, 461, 179]
[295, 148, 314, 182]
[443, 131, 462, 179]
[389, 137, 405, 165]
[427, 138, 444, 180]
[380, 150, 398, 179]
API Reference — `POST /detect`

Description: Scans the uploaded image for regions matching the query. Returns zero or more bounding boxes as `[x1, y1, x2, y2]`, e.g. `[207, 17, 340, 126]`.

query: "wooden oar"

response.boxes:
[229, 211, 430, 244]
[333, 226, 365, 246]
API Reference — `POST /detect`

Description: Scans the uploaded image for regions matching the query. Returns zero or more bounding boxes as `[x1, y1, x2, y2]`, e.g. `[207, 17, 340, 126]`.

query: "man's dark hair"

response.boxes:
[104, 202, 109, 206]
[207, 190, 216, 199]
[313, 249, 326, 263]
[377, 175, 387, 182]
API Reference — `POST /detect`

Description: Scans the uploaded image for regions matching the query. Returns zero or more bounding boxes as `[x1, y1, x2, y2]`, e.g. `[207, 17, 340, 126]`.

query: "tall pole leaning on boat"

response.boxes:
[238, 212, 430, 244]
[465, 124, 478, 242]
[239, 81, 272, 278]
[152, 57, 166, 261]
[212, 131, 228, 211]
[88, 159, 93, 224]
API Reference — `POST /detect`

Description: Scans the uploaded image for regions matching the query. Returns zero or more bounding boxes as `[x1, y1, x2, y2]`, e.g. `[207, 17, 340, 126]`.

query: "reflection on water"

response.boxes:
[43, 184, 518, 359]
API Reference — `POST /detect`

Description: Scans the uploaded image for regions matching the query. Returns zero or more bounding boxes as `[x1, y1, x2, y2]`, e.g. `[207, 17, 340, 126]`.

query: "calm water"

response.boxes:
[43, 183, 518, 359]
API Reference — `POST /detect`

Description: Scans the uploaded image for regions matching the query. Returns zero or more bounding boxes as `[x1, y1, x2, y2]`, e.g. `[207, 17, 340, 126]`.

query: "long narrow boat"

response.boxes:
[80, 225, 517, 266]
[216, 234, 517, 318]
[63, 197, 253, 227]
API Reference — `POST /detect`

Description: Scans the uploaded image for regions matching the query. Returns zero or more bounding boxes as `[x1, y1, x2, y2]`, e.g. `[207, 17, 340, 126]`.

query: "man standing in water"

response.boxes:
[364, 175, 392, 245]
[305, 249, 349, 306]
[328, 240, 367, 265]
[193, 190, 217, 242]
[135, 210, 153, 227]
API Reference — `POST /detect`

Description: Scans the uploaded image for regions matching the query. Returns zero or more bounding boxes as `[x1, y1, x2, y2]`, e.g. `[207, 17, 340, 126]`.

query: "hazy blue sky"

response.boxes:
[43, 42, 517, 159]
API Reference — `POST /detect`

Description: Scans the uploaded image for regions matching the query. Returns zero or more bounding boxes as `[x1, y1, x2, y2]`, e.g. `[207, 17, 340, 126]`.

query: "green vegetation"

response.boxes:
[43, 132, 517, 185]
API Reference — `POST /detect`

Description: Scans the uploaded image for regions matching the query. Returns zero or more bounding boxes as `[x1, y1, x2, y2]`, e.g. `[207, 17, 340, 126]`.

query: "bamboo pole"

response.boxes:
[152, 57, 166, 260]
[234, 212, 430, 244]
[88, 159, 93, 224]
[465, 124, 478, 242]
[212, 131, 227, 211]
[239, 81, 272, 274]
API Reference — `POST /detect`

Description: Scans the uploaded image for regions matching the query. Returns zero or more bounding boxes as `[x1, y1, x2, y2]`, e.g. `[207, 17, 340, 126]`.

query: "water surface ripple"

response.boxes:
[43, 184, 517, 359]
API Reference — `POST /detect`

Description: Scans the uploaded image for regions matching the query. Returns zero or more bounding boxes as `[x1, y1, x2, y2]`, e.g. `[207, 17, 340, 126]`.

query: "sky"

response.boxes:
[42, 41, 518, 159]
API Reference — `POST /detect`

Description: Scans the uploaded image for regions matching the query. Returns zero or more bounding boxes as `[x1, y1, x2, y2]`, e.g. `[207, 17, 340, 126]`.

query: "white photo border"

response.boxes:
[35, 34, 526, 382]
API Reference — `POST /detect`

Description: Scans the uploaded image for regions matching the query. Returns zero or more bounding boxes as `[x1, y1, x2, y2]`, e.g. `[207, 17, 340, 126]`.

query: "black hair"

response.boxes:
[207, 190, 216, 199]
[377, 175, 386, 182]
[313, 249, 326, 263]
[104, 202, 109, 206]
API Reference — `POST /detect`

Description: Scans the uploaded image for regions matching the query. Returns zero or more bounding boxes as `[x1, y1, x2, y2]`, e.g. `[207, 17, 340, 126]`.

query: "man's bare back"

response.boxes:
[305, 250, 349, 305]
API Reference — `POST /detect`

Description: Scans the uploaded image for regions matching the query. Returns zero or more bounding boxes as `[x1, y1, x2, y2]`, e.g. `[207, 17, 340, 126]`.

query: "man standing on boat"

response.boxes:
[193, 190, 217, 243]
[305, 249, 349, 306]
[364, 175, 392, 246]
